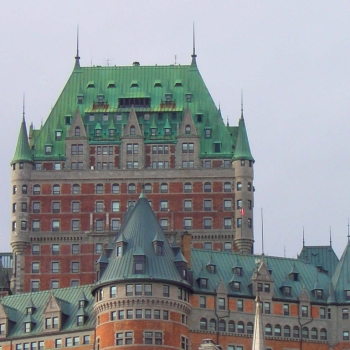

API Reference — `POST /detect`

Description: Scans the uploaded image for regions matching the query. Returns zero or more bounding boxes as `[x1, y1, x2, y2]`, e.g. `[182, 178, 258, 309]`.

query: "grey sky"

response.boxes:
[1, 1, 350, 258]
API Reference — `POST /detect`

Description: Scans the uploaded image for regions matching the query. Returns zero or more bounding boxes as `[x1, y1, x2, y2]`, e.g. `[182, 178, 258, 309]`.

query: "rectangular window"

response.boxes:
[237, 300, 243, 312]
[33, 202, 40, 213]
[83, 336, 90, 345]
[160, 200, 168, 211]
[52, 220, 60, 231]
[163, 285, 169, 297]
[95, 201, 104, 212]
[136, 309, 142, 319]
[111, 219, 120, 231]
[342, 308, 349, 319]
[320, 307, 325, 319]
[184, 218, 192, 230]
[32, 244, 40, 255]
[218, 298, 226, 310]
[301, 305, 308, 317]
[264, 302, 270, 314]
[31, 262, 39, 273]
[52, 244, 60, 255]
[71, 244, 79, 254]
[204, 200, 212, 211]
[95, 220, 103, 231]
[71, 262, 79, 273]
[184, 200, 192, 211]
[224, 218, 232, 229]
[126, 284, 133, 296]
[145, 309, 151, 319]
[51, 262, 59, 273]
[284, 304, 290, 316]
[110, 286, 116, 298]
[112, 201, 120, 212]
[32, 220, 40, 232]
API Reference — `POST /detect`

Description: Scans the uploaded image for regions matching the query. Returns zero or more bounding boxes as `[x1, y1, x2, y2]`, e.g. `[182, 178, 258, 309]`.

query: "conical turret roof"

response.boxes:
[233, 116, 254, 162]
[332, 241, 350, 302]
[93, 194, 189, 288]
[11, 118, 32, 165]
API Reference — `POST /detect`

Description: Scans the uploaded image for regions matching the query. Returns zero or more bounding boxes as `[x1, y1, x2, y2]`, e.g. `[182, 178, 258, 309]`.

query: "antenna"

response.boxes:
[261, 208, 264, 255]
[22, 94, 25, 121]
[191, 22, 197, 64]
[174, 55, 177, 65]
[75, 26, 80, 68]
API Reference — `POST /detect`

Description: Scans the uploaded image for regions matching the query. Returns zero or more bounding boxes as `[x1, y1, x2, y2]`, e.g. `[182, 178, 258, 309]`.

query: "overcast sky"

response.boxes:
[1, 1, 350, 258]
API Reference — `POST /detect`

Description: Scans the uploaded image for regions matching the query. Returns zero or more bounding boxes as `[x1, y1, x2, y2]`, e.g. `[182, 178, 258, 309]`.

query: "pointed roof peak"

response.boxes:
[240, 89, 244, 119]
[191, 22, 197, 66]
[74, 26, 80, 69]
[11, 112, 32, 165]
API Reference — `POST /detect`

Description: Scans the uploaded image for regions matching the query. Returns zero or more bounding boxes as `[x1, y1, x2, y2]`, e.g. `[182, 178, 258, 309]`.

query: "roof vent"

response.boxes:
[133, 62, 140, 66]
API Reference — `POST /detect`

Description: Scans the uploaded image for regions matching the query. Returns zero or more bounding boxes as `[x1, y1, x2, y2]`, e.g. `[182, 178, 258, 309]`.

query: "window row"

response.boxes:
[96, 145, 114, 155]
[151, 145, 169, 154]
[236, 181, 253, 192]
[30, 280, 80, 292]
[31, 243, 103, 256]
[28, 218, 120, 232]
[110, 309, 169, 321]
[54, 335, 90, 348]
[31, 261, 80, 274]
[114, 331, 164, 346]
[14, 342, 45, 350]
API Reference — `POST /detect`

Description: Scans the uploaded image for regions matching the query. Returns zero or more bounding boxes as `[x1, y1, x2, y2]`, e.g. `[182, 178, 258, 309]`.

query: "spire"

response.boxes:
[232, 105, 254, 162]
[303, 227, 305, 247]
[252, 296, 266, 350]
[241, 89, 244, 119]
[330, 226, 332, 246]
[191, 22, 197, 66]
[74, 26, 80, 69]
[11, 108, 32, 165]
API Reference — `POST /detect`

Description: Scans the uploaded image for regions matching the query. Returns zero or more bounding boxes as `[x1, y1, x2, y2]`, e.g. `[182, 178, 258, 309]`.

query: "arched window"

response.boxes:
[311, 327, 318, 340]
[75, 126, 80, 137]
[248, 182, 252, 191]
[96, 184, 104, 194]
[209, 319, 216, 331]
[72, 184, 80, 194]
[112, 183, 120, 194]
[293, 326, 300, 338]
[53, 184, 60, 195]
[185, 125, 191, 135]
[218, 320, 226, 332]
[128, 183, 136, 194]
[160, 183, 168, 193]
[302, 327, 309, 339]
[200, 318, 207, 330]
[130, 126, 135, 135]
[228, 321, 235, 333]
[224, 182, 231, 192]
[247, 322, 254, 335]
[237, 182, 242, 191]
[284, 325, 291, 337]
[274, 324, 281, 337]
[320, 328, 327, 340]
[237, 321, 244, 333]
[265, 324, 272, 336]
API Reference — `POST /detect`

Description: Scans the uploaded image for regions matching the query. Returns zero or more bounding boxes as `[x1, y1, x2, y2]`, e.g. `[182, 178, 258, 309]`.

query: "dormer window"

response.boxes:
[196, 114, 202, 122]
[151, 128, 156, 136]
[234, 267, 243, 276]
[97, 95, 103, 103]
[76, 315, 85, 326]
[55, 131, 62, 141]
[109, 129, 115, 137]
[24, 322, 32, 333]
[199, 278, 208, 289]
[345, 290, 350, 300]
[185, 125, 191, 135]
[45, 145, 52, 155]
[133, 251, 146, 274]
[78, 300, 86, 308]
[289, 272, 299, 281]
[165, 93, 172, 102]
[134, 261, 144, 274]
[154, 242, 164, 256]
[231, 281, 241, 292]
[116, 245, 122, 257]
[313, 289, 323, 300]
[207, 265, 216, 274]
[283, 286, 292, 297]
[77, 96, 83, 104]
[185, 93, 192, 102]
[164, 128, 170, 136]
[205, 129, 211, 138]
[130, 126, 135, 135]
[95, 129, 101, 137]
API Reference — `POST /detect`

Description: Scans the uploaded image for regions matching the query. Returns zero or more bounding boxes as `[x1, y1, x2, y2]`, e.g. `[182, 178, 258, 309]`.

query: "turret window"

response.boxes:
[248, 218, 252, 228]
[237, 218, 242, 228]
[346, 290, 350, 300]
[237, 182, 242, 191]
[13, 185, 17, 194]
[130, 126, 135, 135]
[75, 127, 80, 136]
[185, 125, 191, 135]
[248, 182, 252, 191]
[241, 160, 245, 166]
[21, 221, 27, 231]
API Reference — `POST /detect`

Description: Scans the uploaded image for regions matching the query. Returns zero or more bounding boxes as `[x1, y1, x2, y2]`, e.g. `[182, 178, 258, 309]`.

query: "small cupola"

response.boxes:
[174, 251, 188, 280]
[163, 117, 171, 136]
[150, 116, 157, 136]
[206, 256, 216, 274]
[279, 276, 293, 297]
[289, 263, 299, 281]
[94, 122, 102, 138]
[116, 232, 127, 257]
[95, 254, 109, 281]
[196, 265, 209, 289]
[312, 278, 324, 300]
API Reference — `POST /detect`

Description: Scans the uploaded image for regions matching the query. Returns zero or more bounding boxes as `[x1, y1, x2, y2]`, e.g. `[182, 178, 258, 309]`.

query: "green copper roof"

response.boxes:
[332, 242, 350, 302]
[94, 195, 189, 289]
[298, 245, 339, 276]
[11, 118, 32, 165]
[192, 250, 331, 302]
[232, 117, 254, 161]
[26, 57, 247, 160]
[0, 285, 94, 338]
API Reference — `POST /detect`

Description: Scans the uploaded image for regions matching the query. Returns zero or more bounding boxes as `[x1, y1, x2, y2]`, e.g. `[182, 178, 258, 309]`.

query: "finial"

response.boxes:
[261, 208, 264, 255]
[22, 93, 25, 122]
[330, 226, 332, 246]
[302, 226, 305, 247]
[348, 218, 350, 243]
[191, 22, 197, 65]
[75, 26, 80, 68]
[240, 89, 244, 119]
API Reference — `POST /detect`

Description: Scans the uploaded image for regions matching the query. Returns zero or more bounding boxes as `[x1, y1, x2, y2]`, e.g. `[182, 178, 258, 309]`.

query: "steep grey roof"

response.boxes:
[332, 242, 350, 302]
[94, 195, 188, 288]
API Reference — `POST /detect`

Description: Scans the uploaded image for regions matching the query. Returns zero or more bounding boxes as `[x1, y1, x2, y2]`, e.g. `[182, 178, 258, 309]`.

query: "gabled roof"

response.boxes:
[232, 116, 254, 162]
[93, 194, 188, 289]
[11, 118, 32, 165]
[0, 285, 94, 338]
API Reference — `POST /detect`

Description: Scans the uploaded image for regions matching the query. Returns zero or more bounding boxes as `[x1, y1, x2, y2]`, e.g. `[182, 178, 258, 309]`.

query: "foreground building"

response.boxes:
[10, 47, 254, 294]
[1, 193, 350, 349]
